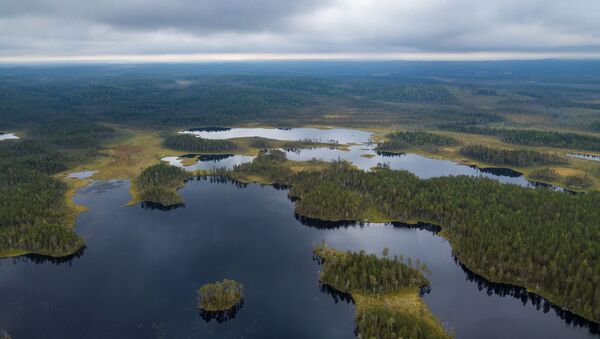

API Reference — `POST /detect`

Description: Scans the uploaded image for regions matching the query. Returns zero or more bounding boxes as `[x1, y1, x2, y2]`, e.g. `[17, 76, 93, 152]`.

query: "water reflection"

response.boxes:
[458, 259, 600, 335]
[7, 247, 86, 266]
[163, 154, 255, 171]
[140, 201, 185, 211]
[199, 300, 245, 324]
[319, 284, 354, 304]
[295, 213, 366, 229]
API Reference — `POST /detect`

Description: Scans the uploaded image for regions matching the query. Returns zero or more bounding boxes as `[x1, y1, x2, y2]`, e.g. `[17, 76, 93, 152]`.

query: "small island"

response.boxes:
[198, 279, 244, 312]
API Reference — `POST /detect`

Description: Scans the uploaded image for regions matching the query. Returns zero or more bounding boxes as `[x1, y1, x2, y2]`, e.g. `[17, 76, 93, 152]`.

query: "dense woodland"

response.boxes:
[198, 279, 244, 312]
[134, 163, 190, 207]
[376, 131, 458, 151]
[459, 144, 567, 167]
[230, 156, 600, 323]
[163, 134, 237, 152]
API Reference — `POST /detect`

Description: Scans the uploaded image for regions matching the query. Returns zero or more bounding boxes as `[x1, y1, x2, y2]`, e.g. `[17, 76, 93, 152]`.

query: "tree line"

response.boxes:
[459, 144, 567, 167]
[440, 126, 600, 152]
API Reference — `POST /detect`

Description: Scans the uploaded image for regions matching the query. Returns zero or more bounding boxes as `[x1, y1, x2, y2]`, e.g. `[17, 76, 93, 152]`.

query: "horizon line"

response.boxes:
[2, 51, 600, 64]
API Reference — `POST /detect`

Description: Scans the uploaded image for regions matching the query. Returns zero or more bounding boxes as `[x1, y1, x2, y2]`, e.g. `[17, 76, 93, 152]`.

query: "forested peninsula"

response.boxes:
[440, 126, 600, 152]
[134, 163, 190, 207]
[314, 244, 451, 339]
[229, 152, 600, 323]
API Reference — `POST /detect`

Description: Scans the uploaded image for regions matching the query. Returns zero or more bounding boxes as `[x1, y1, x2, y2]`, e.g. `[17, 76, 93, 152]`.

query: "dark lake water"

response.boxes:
[0, 178, 596, 338]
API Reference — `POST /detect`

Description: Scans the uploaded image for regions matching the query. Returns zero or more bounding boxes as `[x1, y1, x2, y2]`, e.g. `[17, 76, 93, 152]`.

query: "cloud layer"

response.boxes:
[1, 0, 600, 60]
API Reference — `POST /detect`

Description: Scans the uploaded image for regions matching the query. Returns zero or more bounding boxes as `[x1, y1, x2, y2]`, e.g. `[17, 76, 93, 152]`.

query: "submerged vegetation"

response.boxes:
[134, 163, 190, 207]
[314, 244, 450, 339]
[198, 279, 244, 312]
[230, 154, 600, 323]
[164, 134, 237, 152]
[376, 131, 458, 152]
[459, 144, 566, 167]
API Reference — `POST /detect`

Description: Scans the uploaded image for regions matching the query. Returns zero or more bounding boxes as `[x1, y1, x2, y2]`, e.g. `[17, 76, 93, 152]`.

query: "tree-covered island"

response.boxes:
[198, 279, 244, 312]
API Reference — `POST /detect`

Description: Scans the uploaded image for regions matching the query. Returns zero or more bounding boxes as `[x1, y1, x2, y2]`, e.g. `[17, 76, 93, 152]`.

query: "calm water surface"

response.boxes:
[0, 179, 596, 338]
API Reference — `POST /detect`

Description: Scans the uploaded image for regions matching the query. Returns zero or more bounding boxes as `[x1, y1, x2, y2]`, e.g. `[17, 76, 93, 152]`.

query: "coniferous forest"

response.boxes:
[441, 126, 600, 151]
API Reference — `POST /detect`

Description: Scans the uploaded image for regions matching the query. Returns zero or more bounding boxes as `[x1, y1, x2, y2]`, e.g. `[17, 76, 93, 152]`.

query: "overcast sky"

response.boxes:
[1, 0, 600, 61]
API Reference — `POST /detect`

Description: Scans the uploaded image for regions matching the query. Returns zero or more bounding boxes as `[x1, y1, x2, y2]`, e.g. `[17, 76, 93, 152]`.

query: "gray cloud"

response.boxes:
[1, 0, 600, 59]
